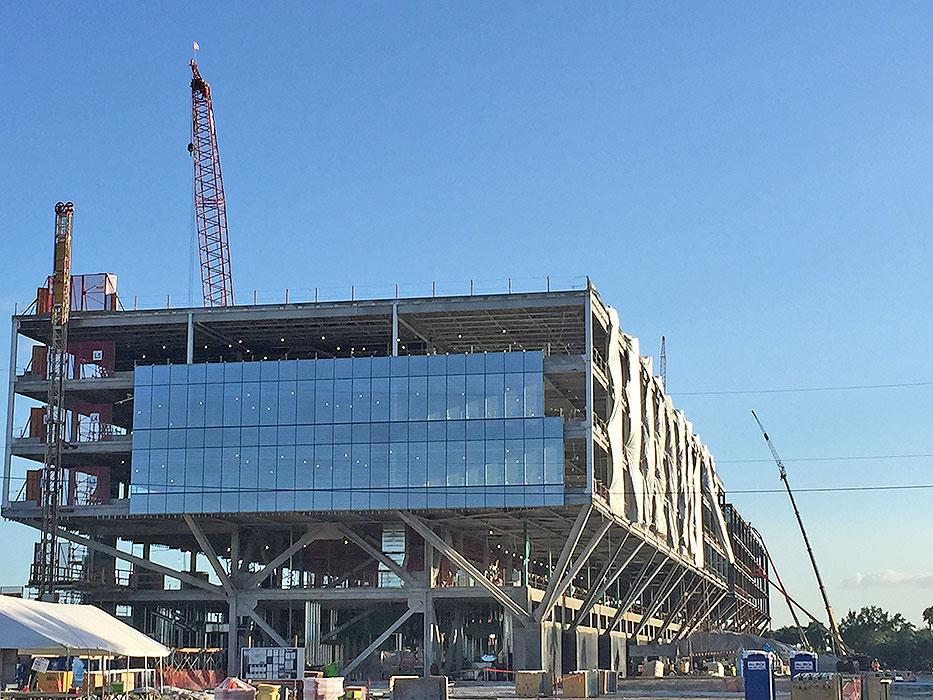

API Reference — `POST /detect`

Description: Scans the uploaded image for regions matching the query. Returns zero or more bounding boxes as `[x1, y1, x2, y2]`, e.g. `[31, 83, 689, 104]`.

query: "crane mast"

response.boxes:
[190, 58, 234, 307]
[751, 410, 848, 657]
[37, 201, 74, 601]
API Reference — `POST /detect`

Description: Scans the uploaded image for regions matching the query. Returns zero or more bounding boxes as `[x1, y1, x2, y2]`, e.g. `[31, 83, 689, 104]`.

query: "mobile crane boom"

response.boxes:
[751, 410, 848, 657]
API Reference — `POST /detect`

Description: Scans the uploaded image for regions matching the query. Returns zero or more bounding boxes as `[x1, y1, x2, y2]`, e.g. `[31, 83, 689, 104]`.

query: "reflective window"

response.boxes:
[130, 351, 564, 515]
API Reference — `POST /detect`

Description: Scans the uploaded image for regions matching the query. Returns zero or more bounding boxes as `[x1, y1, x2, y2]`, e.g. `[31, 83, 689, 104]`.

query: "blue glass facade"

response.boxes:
[130, 352, 565, 514]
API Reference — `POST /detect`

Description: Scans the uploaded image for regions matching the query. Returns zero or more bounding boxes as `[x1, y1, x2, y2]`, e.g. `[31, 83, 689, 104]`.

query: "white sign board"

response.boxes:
[31, 658, 50, 673]
[241, 647, 304, 681]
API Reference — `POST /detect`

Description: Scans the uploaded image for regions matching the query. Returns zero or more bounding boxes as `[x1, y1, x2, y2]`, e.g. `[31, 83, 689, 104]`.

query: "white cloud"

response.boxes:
[840, 570, 933, 590]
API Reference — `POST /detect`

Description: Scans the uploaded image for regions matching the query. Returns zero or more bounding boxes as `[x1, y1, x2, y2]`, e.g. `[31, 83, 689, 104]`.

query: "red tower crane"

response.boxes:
[189, 56, 234, 307]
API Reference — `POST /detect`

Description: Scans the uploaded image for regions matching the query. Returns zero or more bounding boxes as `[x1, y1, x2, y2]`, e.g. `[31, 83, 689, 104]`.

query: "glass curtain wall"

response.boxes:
[130, 352, 565, 514]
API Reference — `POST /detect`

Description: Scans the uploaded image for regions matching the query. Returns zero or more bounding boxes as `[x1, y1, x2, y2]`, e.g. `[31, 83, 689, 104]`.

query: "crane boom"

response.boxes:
[751, 410, 848, 657]
[190, 57, 234, 307]
[36, 201, 74, 601]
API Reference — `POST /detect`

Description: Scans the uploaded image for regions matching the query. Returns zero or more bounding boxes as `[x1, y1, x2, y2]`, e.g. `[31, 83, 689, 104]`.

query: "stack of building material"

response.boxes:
[641, 660, 664, 678]
[390, 676, 448, 700]
[215, 677, 257, 700]
[302, 677, 344, 700]
[516, 670, 552, 697]
[561, 672, 589, 698]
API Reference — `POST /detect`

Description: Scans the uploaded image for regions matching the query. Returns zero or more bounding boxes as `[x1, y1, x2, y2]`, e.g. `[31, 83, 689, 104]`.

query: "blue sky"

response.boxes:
[1, 3, 931, 627]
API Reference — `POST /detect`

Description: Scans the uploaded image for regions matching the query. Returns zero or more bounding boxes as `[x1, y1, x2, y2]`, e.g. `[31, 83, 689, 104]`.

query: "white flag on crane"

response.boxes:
[193, 41, 200, 52]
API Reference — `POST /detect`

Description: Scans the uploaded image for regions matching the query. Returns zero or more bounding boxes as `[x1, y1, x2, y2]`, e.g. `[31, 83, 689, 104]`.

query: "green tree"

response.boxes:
[923, 606, 933, 630]
[839, 606, 932, 671]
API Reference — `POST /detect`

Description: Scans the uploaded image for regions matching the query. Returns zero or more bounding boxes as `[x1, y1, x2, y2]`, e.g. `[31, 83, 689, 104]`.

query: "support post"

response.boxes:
[244, 528, 318, 588]
[186, 313, 194, 364]
[572, 537, 644, 629]
[342, 605, 420, 677]
[535, 519, 611, 624]
[630, 567, 688, 640]
[398, 511, 530, 622]
[651, 574, 703, 643]
[606, 553, 666, 632]
[391, 303, 399, 357]
[227, 598, 239, 675]
[533, 505, 592, 622]
[339, 525, 417, 586]
[184, 514, 234, 594]
[423, 540, 435, 677]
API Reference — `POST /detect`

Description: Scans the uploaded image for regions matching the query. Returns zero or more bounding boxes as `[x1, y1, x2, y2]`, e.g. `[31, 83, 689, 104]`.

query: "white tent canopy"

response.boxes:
[0, 596, 170, 657]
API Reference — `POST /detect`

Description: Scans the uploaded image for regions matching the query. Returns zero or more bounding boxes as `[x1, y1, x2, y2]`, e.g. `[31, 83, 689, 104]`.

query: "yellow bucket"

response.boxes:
[256, 684, 280, 700]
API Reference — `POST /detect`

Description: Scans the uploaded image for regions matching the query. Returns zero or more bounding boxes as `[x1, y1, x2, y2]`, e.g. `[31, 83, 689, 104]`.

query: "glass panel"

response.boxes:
[241, 382, 260, 426]
[485, 439, 504, 486]
[297, 380, 315, 423]
[466, 441, 485, 486]
[427, 442, 445, 487]
[372, 377, 390, 422]
[524, 373, 543, 417]
[260, 382, 279, 425]
[545, 438, 563, 484]
[333, 379, 352, 423]
[352, 377, 371, 423]
[186, 383, 205, 427]
[279, 381, 297, 424]
[427, 375, 446, 421]
[525, 439, 544, 485]
[485, 374, 504, 418]
[446, 374, 465, 420]
[505, 439, 524, 484]
[408, 376, 427, 420]
[315, 379, 333, 424]
[504, 373, 524, 418]
[390, 376, 408, 422]
[446, 440, 465, 486]
[465, 374, 485, 419]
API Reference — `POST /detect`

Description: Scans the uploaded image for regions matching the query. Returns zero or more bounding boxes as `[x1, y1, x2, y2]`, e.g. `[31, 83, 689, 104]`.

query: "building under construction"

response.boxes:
[3, 279, 770, 678]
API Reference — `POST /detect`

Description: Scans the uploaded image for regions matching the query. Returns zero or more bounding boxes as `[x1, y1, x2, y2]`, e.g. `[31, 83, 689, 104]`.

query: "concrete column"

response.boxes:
[423, 541, 436, 676]
[227, 598, 239, 676]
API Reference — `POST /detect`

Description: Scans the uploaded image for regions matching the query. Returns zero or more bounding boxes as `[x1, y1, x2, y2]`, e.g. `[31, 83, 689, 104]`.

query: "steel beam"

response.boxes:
[239, 602, 289, 647]
[244, 528, 318, 588]
[651, 574, 703, 643]
[532, 505, 592, 622]
[342, 605, 420, 676]
[535, 518, 611, 623]
[398, 511, 530, 622]
[606, 552, 666, 632]
[679, 589, 728, 640]
[321, 609, 373, 643]
[338, 525, 417, 587]
[184, 515, 234, 594]
[571, 537, 643, 629]
[631, 567, 688, 640]
[54, 527, 224, 595]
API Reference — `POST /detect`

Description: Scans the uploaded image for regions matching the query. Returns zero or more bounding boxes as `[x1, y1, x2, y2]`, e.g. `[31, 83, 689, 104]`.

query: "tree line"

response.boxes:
[771, 605, 933, 672]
